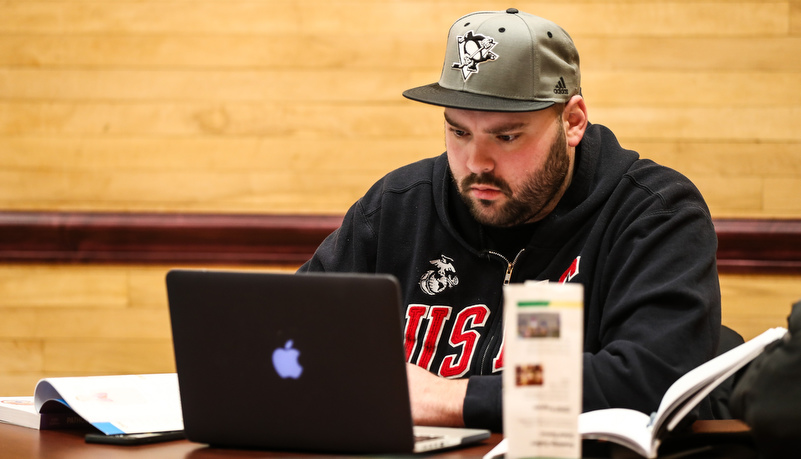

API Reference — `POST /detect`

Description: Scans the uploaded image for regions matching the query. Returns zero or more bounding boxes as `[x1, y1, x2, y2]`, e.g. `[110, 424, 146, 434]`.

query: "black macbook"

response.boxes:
[166, 269, 490, 454]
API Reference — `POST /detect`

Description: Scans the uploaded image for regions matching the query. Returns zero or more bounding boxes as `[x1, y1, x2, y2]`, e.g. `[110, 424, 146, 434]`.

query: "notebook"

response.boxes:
[165, 269, 491, 454]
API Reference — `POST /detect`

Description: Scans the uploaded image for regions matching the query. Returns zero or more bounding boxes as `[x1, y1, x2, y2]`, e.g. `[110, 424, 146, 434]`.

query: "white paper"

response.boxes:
[33, 373, 183, 434]
[0, 396, 39, 429]
[578, 408, 653, 457]
[502, 282, 583, 459]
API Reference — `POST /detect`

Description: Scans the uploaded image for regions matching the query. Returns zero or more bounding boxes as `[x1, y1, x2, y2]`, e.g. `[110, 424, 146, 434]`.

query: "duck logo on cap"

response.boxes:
[451, 31, 498, 81]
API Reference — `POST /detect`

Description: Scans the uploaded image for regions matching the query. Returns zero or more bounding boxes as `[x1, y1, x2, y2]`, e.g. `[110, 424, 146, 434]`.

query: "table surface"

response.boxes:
[0, 422, 502, 459]
[0, 420, 752, 459]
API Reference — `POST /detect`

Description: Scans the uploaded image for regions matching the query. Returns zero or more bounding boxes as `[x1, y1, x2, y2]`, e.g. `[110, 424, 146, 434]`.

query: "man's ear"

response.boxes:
[563, 95, 588, 147]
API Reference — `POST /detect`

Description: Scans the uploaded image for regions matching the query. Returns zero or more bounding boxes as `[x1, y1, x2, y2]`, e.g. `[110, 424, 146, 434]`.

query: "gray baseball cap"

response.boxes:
[403, 8, 580, 112]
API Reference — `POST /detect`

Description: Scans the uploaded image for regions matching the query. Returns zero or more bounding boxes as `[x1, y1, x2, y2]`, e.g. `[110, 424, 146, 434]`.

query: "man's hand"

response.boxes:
[406, 362, 468, 427]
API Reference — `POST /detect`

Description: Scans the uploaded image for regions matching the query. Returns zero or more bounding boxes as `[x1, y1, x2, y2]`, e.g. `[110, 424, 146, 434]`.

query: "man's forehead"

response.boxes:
[443, 108, 551, 132]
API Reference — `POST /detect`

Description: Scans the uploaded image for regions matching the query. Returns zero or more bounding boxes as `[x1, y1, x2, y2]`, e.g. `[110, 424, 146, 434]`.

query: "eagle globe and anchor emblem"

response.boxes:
[419, 255, 459, 296]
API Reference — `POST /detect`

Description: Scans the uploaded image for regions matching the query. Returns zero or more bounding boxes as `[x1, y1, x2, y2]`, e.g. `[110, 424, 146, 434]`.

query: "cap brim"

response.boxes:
[402, 83, 556, 112]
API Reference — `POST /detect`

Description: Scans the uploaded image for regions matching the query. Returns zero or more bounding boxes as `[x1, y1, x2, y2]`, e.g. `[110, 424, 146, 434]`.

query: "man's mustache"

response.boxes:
[460, 173, 513, 197]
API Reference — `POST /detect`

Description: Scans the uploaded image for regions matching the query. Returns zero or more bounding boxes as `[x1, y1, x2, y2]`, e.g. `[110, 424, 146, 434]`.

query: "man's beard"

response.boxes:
[456, 125, 570, 228]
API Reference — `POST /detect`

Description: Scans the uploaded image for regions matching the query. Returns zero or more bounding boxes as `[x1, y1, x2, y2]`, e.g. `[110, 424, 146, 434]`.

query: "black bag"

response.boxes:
[730, 298, 801, 458]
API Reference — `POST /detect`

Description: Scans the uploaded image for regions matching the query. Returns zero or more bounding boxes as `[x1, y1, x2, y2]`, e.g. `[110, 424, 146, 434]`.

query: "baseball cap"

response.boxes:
[403, 8, 580, 112]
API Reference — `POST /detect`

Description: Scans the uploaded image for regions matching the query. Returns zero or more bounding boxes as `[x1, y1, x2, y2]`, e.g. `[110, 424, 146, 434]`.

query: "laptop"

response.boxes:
[165, 269, 491, 454]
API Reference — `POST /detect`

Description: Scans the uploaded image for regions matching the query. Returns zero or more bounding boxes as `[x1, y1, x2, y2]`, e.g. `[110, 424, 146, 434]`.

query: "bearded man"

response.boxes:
[299, 8, 721, 433]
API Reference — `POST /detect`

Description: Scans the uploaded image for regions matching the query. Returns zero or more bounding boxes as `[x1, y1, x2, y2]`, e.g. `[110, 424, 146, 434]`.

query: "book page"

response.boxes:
[658, 327, 788, 433]
[573, 326, 789, 459]
[0, 396, 39, 429]
[34, 373, 183, 434]
[503, 282, 583, 459]
[578, 408, 653, 458]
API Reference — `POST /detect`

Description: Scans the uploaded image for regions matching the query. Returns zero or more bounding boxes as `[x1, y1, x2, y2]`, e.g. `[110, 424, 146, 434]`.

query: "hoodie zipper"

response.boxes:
[488, 248, 526, 285]
[477, 248, 525, 373]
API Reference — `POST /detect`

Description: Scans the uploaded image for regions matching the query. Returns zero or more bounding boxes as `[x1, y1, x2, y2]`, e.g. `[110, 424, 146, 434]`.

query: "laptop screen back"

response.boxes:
[166, 269, 415, 453]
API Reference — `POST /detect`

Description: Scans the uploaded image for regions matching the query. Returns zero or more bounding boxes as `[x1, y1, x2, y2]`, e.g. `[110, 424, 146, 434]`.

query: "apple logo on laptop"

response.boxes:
[272, 340, 303, 379]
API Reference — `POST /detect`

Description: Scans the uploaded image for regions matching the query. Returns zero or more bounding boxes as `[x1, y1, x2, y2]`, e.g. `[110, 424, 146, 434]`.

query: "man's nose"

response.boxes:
[465, 141, 495, 174]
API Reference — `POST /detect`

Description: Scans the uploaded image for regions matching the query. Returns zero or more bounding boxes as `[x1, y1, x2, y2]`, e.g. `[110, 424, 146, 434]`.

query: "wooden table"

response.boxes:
[0, 422, 502, 459]
[0, 420, 754, 459]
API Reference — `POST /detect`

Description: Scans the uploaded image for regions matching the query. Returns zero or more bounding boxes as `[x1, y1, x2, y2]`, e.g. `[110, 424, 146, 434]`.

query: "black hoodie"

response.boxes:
[299, 123, 721, 432]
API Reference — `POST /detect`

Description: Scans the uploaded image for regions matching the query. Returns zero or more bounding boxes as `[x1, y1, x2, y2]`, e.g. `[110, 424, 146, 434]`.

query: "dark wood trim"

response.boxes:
[0, 211, 342, 266]
[0, 211, 799, 273]
[713, 219, 801, 274]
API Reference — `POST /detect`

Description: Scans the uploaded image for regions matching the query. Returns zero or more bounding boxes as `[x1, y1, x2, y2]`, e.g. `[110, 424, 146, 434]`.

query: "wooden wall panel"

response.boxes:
[719, 274, 801, 340]
[0, 265, 128, 308]
[0, 340, 43, 373]
[794, 0, 801, 33]
[0, 2, 789, 36]
[2, 36, 799, 73]
[43, 340, 175, 374]
[0, 264, 295, 395]
[0, 0, 798, 217]
[0, 309, 170, 340]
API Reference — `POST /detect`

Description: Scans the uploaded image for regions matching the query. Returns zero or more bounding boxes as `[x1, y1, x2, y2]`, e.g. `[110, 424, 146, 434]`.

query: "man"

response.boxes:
[299, 8, 721, 432]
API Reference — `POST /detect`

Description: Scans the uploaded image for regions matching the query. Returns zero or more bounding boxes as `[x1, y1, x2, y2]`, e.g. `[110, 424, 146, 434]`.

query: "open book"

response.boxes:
[485, 326, 788, 459]
[0, 396, 88, 430]
[578, 327, 788, 458]
[0, 373, 183, 434]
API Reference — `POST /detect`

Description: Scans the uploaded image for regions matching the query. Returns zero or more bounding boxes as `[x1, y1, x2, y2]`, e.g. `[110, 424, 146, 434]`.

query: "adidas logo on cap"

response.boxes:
[554, 77, 569, 95]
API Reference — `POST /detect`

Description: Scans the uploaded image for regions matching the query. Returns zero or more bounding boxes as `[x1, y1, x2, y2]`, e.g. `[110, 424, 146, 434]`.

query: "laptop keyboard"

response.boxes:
[415, 434, 444, 442]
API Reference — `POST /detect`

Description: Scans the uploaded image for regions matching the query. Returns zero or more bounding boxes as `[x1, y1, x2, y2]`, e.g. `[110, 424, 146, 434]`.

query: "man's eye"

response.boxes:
[451, 129, 467, 137]
[498, 134, 518, 142]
